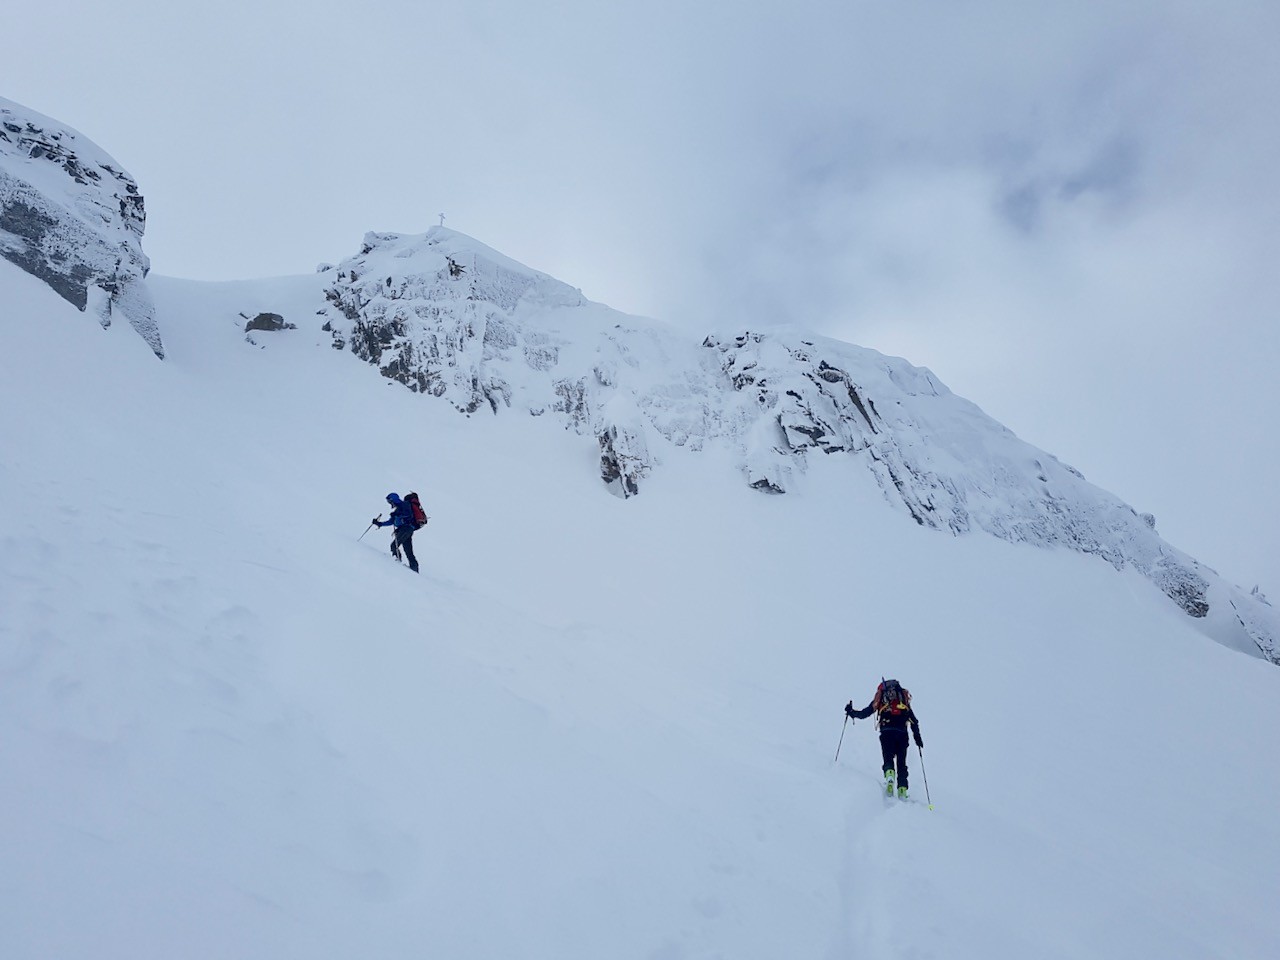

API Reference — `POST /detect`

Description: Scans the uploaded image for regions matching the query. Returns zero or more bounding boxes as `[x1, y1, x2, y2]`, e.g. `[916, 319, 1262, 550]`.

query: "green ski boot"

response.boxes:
[884, 769, 895, 796]
[898, 786, 909, 801]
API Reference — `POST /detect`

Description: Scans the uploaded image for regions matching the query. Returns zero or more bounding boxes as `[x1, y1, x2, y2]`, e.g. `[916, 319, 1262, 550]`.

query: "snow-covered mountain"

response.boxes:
[4, 99, 1280, 960]
[4, 96, 1271, 661]
[0, 96, 161, 358]
[313, 226, 1277, 662]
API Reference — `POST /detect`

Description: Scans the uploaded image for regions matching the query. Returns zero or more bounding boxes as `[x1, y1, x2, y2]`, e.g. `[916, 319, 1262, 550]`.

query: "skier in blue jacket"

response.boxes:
[373, 492, 419, 573]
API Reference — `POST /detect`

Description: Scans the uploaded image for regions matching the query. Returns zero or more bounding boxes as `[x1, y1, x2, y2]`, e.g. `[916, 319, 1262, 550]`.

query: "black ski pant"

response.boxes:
[879, 728, 909, 789]
[394, 526, 419, 573]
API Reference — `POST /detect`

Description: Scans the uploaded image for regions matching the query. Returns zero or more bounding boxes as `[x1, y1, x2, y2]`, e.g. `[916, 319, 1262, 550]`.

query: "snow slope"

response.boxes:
[3, 261, 1279, 960]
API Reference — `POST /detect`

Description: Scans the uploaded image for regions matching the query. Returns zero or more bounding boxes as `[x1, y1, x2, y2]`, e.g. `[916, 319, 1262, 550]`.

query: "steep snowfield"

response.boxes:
[2, 264, 1279, 960]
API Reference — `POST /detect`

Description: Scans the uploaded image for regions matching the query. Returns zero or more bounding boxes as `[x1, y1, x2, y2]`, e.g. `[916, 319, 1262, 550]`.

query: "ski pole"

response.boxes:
[358, 514, 382, 542]
[917, 743, 933, 810]
[834, 714, 849, 762]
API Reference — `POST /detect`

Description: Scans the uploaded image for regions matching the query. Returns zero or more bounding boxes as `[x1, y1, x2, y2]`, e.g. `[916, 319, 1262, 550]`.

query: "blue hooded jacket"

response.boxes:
[376, 493, 416, 530]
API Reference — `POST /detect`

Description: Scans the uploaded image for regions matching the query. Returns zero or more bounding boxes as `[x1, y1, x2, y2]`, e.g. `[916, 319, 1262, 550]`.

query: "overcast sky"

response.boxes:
[7, 1, 1278, 591]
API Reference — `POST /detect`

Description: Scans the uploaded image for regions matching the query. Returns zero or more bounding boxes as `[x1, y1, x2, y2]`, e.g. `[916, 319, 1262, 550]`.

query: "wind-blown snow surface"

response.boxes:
[3, 263, 1280, 959]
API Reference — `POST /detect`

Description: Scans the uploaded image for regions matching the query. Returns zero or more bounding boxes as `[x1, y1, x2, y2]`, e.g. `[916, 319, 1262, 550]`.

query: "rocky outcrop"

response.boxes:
[320, 228, 662, 491]
[321, 229, 584, 412]
[0, 98, 161, 358]
[243, 312, 296, 345]
[245, 312, 295, 333]
[701, 329, 1231, 634]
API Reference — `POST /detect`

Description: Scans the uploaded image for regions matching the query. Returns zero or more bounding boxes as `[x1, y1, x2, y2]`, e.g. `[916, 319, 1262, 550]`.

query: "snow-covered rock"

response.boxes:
[319, 228, 694, 499]
[319, 228, 1279, 662]
[0, 97, 161, 358]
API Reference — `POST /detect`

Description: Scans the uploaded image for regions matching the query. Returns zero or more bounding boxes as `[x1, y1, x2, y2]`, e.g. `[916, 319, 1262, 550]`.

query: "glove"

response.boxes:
[372, 518, 381, 526]
[914, 735, 924, 749]
[844, 701, 855, 719]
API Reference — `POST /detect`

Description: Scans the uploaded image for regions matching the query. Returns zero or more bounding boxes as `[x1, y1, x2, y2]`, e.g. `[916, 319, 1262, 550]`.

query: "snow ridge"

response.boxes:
[318, 229, 1278, 661]
[0, 97, 161, 358]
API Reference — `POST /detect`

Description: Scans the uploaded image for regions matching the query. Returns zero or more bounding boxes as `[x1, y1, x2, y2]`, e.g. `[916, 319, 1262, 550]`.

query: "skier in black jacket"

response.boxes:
[373, 492, 419, 573]
[846, 679, 923, 799]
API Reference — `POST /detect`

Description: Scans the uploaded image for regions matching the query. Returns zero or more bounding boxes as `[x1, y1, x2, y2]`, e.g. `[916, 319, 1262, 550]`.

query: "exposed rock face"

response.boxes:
[318, 227, 1278, 663]
[703, 330, 1234, 634]
[243, 311, 297, 346]
[245, 312, 295, 333]
[321, 229, 584, 412]
[320, 228, 672, 495]
[0, 98, 161, 358]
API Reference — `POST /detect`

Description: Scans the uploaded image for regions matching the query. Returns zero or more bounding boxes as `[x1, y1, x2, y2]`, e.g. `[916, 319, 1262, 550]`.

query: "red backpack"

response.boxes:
[873, 678, 911, 717]
[405, 492, 428, 530]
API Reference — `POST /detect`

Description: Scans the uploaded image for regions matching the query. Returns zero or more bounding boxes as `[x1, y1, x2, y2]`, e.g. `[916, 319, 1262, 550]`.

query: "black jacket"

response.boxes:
[848, 698, 922, 742]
